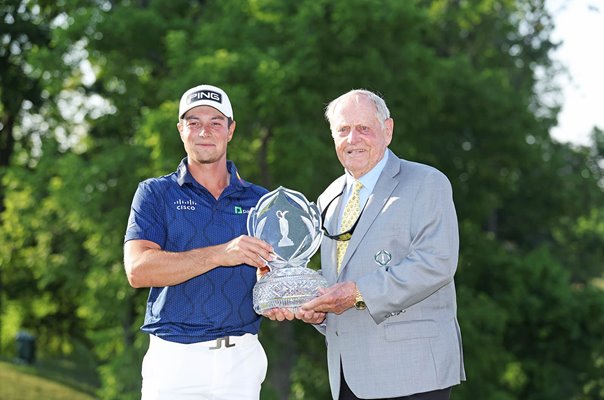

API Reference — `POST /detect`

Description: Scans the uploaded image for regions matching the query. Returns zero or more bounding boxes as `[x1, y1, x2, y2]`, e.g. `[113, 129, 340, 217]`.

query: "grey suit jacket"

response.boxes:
[317, 149, 466, 399]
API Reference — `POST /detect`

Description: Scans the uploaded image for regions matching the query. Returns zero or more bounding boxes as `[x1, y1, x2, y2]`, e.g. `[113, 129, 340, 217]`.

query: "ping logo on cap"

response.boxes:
[188, 90, 222, 105]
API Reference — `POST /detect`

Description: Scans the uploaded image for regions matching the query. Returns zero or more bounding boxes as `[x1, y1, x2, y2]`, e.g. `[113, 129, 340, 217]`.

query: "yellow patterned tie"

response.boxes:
[336, 180, 363, 273]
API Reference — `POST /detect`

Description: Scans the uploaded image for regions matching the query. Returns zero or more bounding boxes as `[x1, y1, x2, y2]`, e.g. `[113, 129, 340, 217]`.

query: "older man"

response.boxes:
[271, 89, 466, 400]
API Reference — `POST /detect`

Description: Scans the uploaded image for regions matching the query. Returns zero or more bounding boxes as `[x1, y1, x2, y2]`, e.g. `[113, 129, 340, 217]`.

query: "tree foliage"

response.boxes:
[1, 0, 603, 399]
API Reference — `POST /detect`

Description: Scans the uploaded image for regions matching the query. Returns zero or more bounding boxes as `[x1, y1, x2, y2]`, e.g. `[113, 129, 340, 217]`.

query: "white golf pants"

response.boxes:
[141, 334, 267, 400]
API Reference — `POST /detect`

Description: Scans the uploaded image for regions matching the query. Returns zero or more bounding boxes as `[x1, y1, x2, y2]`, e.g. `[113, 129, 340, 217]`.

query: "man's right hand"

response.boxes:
[221, 235, 273, 269]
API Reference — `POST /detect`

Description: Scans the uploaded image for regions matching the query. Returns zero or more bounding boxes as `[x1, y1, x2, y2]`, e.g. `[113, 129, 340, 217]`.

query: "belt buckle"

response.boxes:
[209, 336, 236, 350]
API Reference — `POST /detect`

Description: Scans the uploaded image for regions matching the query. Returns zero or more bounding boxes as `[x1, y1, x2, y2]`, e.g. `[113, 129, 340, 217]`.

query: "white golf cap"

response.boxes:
[178, 84, 233, 120]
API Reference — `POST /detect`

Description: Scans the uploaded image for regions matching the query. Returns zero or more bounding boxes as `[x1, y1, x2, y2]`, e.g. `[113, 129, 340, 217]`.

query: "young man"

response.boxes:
[124, 84, 273, 400]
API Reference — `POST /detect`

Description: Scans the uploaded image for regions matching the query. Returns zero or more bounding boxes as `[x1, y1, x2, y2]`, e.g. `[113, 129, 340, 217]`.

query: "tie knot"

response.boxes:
[353, 180, 363, 194]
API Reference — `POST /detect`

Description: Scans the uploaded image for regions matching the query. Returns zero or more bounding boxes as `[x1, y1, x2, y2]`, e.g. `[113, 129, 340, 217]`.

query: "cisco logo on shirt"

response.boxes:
[174, 199, 197, 211]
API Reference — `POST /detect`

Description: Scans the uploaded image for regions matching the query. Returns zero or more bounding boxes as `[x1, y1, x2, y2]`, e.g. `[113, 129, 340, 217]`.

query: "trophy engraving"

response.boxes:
[248, 187, 327, 313]
[276, 211, 294, 247]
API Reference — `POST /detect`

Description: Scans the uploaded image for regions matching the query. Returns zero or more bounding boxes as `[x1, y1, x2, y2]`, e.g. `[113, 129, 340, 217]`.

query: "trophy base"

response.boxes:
[253, 267, 328, 314]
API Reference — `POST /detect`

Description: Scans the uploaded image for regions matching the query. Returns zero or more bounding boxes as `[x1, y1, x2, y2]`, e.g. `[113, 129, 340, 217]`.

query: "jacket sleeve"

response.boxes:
[357, 169, 460, 325]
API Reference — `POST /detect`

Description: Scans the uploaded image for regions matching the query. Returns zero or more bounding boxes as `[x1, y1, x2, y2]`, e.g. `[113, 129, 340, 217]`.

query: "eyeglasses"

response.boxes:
[320, 190, 366, 241]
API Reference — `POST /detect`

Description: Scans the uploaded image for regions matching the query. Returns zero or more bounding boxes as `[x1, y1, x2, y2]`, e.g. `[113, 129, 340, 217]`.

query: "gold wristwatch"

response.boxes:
[354, 287, 366, 310]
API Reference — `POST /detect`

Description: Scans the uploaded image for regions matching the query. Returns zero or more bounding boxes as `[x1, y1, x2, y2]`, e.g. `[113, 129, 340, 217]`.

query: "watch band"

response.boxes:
[354, 287, 366, 310]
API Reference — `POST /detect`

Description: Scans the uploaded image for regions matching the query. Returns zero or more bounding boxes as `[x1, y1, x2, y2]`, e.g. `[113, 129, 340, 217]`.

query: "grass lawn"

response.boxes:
[0, 359, 98, 400]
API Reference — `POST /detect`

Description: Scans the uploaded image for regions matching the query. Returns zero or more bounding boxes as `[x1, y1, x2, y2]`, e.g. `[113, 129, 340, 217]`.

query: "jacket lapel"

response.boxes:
[337, 150, 401, 279]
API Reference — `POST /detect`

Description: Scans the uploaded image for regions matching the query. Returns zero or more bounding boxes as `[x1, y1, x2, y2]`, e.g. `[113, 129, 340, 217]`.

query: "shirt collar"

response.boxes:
[344, 149, 389, 194]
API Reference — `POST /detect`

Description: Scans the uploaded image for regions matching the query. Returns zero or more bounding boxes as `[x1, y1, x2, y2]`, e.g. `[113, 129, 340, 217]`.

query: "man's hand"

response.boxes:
[263, 308, 296, 322]
[300, 281, 357, 315]
[295, 307, 326, 324]
[263, 307, 326, 324]
[221, 235, 273, 269]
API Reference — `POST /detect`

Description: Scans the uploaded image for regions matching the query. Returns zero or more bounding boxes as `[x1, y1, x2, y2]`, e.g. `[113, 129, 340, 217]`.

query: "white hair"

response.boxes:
[324, 89, 391, 128]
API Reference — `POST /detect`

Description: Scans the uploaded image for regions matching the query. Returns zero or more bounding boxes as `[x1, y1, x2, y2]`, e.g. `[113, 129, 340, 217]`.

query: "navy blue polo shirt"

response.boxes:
[124, 158, 268, 344]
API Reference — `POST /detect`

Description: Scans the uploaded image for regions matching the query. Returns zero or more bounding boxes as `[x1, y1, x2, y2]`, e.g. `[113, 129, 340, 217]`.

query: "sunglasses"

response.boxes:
[320, 190, 366, 241]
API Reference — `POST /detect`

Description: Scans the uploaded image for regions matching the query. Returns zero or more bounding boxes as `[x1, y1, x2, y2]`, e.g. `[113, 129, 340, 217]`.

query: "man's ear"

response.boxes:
[227, 120, 236, 142]
[385, 118, 394, 145]
[177, 121, 185, 142]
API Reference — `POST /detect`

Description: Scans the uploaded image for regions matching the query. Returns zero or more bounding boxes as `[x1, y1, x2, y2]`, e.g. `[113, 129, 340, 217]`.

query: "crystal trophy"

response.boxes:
[247, 186, 327, 314]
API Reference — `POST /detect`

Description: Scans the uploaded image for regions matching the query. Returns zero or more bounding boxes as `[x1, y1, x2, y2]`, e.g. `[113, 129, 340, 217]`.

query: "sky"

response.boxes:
[547, 0, 604, 145]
